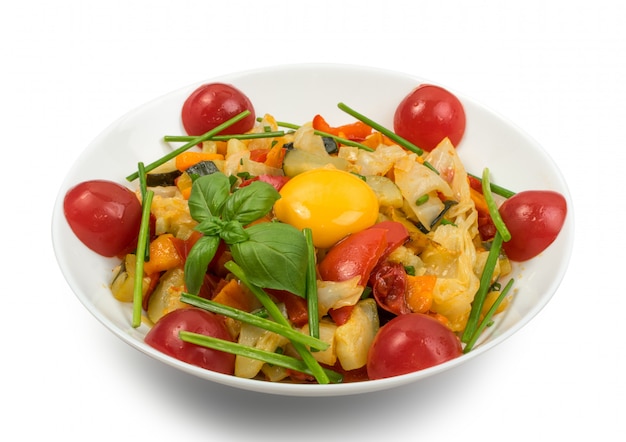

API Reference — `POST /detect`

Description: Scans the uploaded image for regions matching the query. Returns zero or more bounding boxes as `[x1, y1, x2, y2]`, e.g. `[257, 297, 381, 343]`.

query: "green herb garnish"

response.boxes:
[163, 131, 285, 143]
[272, 120, 374, 152]
[304, 228, 320, 341]
[225, 261, 331, 384]
[180, 292, 328, 351]
[184, 172, 308, 298]
[462, 231, 504, 343]
[463, 278, 514, 352]
[125, 110, 250, 182]
[179, 331, 342, 383]
[336, 103, 440, 174]
[132, 162, 153, 328]
[468, 172, 516, 198]
[481, 168, 512, 241]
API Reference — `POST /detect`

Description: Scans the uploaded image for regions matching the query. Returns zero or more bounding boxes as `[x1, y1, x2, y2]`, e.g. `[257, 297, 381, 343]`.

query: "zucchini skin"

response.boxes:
[146, 169, 182, 187]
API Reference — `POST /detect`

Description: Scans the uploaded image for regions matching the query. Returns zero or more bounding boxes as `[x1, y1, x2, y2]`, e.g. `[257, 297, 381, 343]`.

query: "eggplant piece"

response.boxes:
[322, 136, 338, 154]
[146, 169, 182, 187]
[185, 160, 220, 177]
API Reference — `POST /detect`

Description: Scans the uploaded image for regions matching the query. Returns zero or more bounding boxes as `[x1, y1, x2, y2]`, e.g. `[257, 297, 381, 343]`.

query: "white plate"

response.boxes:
[51, 63, 573, 397]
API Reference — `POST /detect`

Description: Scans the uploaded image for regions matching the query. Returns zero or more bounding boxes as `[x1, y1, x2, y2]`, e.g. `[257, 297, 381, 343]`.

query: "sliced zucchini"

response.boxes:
[185, 160, 220, 177]
[282, 148, 349, 177]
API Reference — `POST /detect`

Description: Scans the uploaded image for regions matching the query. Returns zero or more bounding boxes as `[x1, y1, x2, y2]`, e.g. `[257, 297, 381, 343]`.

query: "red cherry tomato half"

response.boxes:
[369, 262, 410, 315]
[145, 308, 236, 375]
[318, 228, 388, 285]
[499, 190, 567, 262]
[63, 180, 142, 257]
[181, 82, 256, 136]
[393, 84, 466, 152]
[373, 220, 410, 259]
[367, 313, 462, 380]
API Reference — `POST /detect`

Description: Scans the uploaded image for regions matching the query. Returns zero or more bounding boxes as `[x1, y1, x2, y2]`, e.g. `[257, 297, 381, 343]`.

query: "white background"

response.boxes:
[2, 0, 624, 440]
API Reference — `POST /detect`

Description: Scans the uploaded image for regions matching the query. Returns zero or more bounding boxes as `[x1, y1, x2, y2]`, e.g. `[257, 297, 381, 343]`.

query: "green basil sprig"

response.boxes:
[184, 172, 308, 298]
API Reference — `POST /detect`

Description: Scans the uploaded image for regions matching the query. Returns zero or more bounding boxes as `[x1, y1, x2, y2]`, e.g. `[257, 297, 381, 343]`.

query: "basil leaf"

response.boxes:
[184, 235, 220, 295]
[222, 181, 280, 225]
[220, 220, 249, 244]
[230, 222, 308, 298]
[194, 217, 223, 237]
[188, 173, 230, 222]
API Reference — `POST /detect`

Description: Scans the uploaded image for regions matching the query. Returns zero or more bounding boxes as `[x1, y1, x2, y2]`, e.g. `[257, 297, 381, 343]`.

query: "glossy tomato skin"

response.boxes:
[393, 84, 466, 152]
[367, 313, 462, 380]
[145, 308, 235, 375]
[63, 180, 142, 257]
[499, 190, 567, 262]
[369, 262, 410, 315]
[318, 228, 388, 285]
[181, 83, 256, 136]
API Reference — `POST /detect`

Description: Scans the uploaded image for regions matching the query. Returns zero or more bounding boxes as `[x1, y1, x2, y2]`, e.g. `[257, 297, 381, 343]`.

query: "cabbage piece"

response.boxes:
[393, 153, 453, 227]
[421, 211, 480, 332]
[425, 138, 475, 220]
[293, 123, 327, 156]
[340, 144, 407, 176]
[316, 276, 364, 316]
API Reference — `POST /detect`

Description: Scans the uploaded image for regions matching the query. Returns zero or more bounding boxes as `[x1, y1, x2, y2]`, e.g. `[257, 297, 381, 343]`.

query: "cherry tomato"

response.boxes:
[499, 190, 567, 262]
[145, 308, 235, 375]
[181, 82, 256, 136]
[373, 220, 410, 259]
[369, 262, 410, 315]
[63, 180, 142, 257]
[393, 84, 466, 152]
[367, 313, 462, 379]
[318, 228, 388, 285]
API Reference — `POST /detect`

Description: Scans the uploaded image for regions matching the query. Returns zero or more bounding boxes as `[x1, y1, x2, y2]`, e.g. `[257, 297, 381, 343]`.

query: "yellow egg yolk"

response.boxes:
[273, 168, 379, 248]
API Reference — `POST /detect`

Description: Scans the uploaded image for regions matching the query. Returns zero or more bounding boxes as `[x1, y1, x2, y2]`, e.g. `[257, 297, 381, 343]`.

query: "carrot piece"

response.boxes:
[175, 151, 225, 171]
[405, 274, 436, 313]
[264, 143, 287, 168]
[143, 234, 183, 275]
[211, 278, 261, 312]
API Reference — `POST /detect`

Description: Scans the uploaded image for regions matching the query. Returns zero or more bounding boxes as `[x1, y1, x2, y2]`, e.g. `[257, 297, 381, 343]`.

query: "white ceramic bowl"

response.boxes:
[51, 64, 574, 397]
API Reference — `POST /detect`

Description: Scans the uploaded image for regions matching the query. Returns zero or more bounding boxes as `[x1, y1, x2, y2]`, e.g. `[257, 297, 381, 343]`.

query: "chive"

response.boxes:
[463, 278, 515, 353]
[481, 168, 512, 242]
[416, 194, 429, 205]
[273, 120, 374, 152]
[336, 103, 439, 173]
[337, 102, 423, 155]
[125, 110, 250, 182]
[304, 228, 320, 341]
[137, 162, 150, 262]
[468, 173, 516, 198]
[461, 231, 503, 343]
[224, 261, 331, 384]
[179, 331, 342, 383]
[163, 131, 285, 143]
[132, 186, 153, 328]
[179, 292, 328, 351]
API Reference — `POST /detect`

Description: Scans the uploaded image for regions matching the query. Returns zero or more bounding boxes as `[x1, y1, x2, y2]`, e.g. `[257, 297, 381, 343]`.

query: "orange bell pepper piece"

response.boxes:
[211, 278, 261, 312]
[175, 151, 224, 171]
[405, 274, 436, 313]
[264, 143, 287, 169]
[143, 234, 183, 275]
